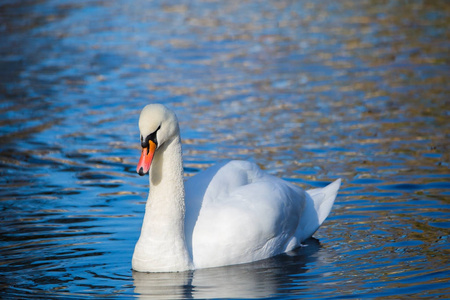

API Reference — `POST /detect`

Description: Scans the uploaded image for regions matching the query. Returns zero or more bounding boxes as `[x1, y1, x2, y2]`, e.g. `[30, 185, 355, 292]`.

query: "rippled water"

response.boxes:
[1, 0, 449, 299]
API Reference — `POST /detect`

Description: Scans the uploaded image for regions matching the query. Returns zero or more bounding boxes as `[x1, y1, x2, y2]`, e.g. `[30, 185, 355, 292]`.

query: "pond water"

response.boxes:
[1, 0, 449, 299]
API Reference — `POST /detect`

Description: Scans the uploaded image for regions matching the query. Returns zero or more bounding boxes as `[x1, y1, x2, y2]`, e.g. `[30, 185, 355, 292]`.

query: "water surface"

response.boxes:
[1, 0, 449, 299]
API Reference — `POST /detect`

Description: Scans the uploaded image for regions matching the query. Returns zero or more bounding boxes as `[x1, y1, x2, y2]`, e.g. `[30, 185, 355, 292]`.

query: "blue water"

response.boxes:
[1, 0, 449, 299]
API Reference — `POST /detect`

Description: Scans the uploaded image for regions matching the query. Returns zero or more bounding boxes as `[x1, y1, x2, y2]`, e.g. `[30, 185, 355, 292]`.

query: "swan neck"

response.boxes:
[146, 136, 186, 241]
[133, 135, 192, 272]
[149, 135, 184, 203]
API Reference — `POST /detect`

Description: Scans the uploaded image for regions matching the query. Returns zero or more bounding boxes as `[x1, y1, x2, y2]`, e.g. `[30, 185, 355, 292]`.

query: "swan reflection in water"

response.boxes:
[133, 238, 325, 299]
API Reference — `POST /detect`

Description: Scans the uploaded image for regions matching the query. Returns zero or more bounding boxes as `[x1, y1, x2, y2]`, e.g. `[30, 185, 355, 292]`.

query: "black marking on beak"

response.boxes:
[141, 125, 161, 149]
[138, 167, 145, 176]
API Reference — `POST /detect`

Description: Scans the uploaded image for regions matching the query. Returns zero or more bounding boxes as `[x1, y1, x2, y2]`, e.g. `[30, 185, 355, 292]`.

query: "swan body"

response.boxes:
[132, 104, 341, 272]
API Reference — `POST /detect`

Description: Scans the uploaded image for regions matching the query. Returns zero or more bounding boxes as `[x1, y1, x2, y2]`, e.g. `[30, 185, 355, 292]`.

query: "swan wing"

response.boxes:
[186, 161, 306, 269]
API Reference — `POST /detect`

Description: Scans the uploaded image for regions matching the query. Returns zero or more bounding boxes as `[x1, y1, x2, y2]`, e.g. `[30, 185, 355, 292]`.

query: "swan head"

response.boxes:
[136, 104, 179, 176]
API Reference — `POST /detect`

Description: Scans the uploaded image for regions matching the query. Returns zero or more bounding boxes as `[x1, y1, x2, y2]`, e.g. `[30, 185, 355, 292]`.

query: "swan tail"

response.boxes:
[294, 179, 341, 243]
[307, 178, 341, 226]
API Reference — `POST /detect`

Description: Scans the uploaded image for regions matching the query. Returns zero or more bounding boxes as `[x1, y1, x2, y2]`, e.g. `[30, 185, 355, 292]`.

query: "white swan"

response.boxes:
[132, 104, 341, 272]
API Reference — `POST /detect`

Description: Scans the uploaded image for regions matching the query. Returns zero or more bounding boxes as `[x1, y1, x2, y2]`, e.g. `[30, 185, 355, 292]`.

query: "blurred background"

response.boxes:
[0, 0, 449, 299]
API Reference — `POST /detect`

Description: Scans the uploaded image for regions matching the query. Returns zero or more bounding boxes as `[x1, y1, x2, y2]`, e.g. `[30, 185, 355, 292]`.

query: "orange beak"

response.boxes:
[136, 140, 156, 176]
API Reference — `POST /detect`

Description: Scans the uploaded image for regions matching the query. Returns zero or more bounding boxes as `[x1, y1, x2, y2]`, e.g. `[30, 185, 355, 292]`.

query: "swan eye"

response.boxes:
[141, 125, 161, 148]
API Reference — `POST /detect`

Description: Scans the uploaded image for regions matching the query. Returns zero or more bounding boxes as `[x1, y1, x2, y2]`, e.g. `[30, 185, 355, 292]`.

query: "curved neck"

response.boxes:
[148, 135, 185, 219]
[132, 135, 192, 272]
